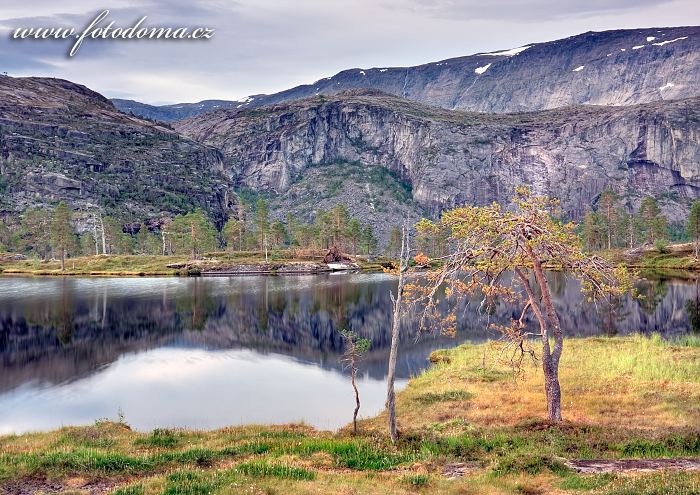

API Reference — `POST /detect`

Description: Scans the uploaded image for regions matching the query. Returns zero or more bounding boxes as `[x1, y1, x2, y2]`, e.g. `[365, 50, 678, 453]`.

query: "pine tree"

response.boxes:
[255, 199, 269, 253]
[360, 225, 377, 256]
[169, 209, 218, 259]
[387, 226, 402, 258]
[637, 196, 668, 245]
[223, 218, 245, 252]
[598, 189, 619, 249]
[581, 212, 603, 251]
[345, 218, 362, 255]
[270, 220, 287, 247]
[51, 202, 76, 271]
[687, 200, 700, 258]
[20, 208, 52, 259]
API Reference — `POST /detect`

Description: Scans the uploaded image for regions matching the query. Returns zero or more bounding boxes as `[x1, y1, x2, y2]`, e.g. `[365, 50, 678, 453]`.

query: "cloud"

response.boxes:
[384, 0, 679, 21]
[0, 0, 697, 103]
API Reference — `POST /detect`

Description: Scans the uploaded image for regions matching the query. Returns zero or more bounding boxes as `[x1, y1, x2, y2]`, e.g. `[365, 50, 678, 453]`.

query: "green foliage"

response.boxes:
[414, 218, 446, 258]
[654, 238, 669, 254]
[386, 226, 402, 258]
[255, 198, 269, 251]
[50, 202, 78, 268]
[687, 200, 700, 256]
[360, 224, 378, 256]
[222, 218, 245, 252]
[169, 209, 218, 259]
[637, 196, 668, 245]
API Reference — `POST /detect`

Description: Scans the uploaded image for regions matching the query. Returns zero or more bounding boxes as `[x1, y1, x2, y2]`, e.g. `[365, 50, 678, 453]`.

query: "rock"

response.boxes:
[116, 26, 700, 120]
[0, 253, 27, 262]
[0, 76, 237, 228]
[176, 90, 700, 233]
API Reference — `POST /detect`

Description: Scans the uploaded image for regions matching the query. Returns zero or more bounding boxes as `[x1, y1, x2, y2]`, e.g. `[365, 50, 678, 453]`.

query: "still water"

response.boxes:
[0, 273, 697, 433]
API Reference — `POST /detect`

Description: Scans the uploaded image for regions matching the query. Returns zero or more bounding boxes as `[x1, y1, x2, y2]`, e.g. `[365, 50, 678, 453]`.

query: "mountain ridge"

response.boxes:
[113, 26, 700, 121]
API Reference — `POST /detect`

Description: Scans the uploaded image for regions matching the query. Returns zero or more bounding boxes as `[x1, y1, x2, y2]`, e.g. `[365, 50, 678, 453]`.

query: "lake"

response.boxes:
[0, 273, 697, 433]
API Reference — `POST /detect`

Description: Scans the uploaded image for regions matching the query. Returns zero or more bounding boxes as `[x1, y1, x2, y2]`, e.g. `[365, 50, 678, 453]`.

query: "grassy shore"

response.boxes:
[0, 252, 390, 277]
[1, 335, 698, 494]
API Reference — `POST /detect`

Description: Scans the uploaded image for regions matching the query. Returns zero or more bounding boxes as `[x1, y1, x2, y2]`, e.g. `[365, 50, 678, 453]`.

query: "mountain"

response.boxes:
[0, 76, 236, 231]
[175, 89, 700, 242]
[114, 26, 700, 121]
[110, 97, 263, 122]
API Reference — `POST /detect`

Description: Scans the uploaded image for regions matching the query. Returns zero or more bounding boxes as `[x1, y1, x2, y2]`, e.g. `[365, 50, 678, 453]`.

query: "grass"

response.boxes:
[0, 251, 387, 276]
[236, 461, 316, 480]
[0, 336, 698, 494]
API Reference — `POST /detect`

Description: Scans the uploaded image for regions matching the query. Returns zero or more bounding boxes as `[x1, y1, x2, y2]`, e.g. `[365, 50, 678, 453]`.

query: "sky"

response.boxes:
[0, 0, 697, 104]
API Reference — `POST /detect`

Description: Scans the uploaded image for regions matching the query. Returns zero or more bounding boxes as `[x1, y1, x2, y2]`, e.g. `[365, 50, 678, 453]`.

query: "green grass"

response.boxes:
[402, 473, 430, 487]
[559, 473, 614, 491]
[280, 438, 412, 470]
[600, 471, 700, 495]
[413, 390, 474, 404]
[235, 461, 316, 481]
[133, 428, 181, 448]
[112, 485, 145, 495]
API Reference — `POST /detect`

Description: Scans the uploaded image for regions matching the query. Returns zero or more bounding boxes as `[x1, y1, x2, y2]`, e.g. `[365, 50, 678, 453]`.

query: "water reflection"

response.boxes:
[0, 273, 696, 433]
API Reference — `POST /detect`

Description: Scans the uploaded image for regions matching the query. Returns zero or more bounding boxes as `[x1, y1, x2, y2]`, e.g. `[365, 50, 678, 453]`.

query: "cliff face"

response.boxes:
[0, 76, 236, 228]
[176, 91, 700, 224]
[115, 26, 700, 120]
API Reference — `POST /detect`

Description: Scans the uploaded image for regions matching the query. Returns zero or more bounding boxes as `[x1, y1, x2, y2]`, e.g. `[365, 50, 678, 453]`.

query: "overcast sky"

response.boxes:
[0, 0, 697, 104]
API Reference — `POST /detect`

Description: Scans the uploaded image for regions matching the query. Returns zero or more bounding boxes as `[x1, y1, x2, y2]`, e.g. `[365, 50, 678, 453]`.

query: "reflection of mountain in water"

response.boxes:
[0, 274, 697, 393]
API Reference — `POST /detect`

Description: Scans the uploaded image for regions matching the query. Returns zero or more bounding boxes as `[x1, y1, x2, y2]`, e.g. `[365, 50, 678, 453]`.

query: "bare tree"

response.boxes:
[386, 222, 410, 442]
[340, 329, 371, 435]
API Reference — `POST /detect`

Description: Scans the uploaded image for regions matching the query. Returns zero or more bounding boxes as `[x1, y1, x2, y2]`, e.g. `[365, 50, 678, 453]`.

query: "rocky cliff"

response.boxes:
[0, 76, 236, 229]
[114, 26, 700, 121]
[175, 90, 700, 231]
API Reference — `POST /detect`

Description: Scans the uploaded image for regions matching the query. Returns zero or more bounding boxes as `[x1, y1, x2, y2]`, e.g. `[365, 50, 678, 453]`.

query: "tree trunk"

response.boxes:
[60, 247, 65, 271]
[351, 366, 360, 435]
[525, 247, 564, 422]
[99, 214, 106, 255]
[190, 222, 196, 260]
[515, 267, 561, 422]
[387, 223, 409, 443]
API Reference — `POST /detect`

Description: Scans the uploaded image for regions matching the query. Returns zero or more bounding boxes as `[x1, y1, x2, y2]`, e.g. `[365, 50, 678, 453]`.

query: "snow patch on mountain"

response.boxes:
[474, 63, 492, 75]
[573, 66, 585, 72]
[481, 45, 532, 56]
[653, 36, 688, 46]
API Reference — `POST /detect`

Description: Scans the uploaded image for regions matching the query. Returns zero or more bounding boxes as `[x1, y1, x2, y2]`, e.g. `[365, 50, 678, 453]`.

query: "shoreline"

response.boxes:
[0, 254, 391, 277]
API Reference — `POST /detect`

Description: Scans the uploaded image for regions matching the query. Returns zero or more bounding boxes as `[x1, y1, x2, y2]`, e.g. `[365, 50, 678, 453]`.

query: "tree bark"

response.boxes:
[60, 247, 65, 271]
[525, 246, 564, 422]
[387, 223, 409, 443]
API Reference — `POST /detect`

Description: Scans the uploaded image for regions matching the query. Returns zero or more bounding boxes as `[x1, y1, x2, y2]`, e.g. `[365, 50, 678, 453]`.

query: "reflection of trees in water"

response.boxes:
[685, 279, 700, 334]
[1, 274, 698, 393]
[635, 278, 669, 314]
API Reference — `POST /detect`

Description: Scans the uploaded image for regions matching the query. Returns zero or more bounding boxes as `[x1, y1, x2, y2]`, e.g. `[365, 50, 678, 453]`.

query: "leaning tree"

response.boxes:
[411, 188, 631, 421]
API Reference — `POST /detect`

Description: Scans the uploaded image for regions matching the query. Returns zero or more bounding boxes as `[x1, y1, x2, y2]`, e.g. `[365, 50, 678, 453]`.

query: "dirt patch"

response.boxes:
[566, 458, 700, 473]
[441, 462, 480, 479]
[0, 476, 121, 495]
